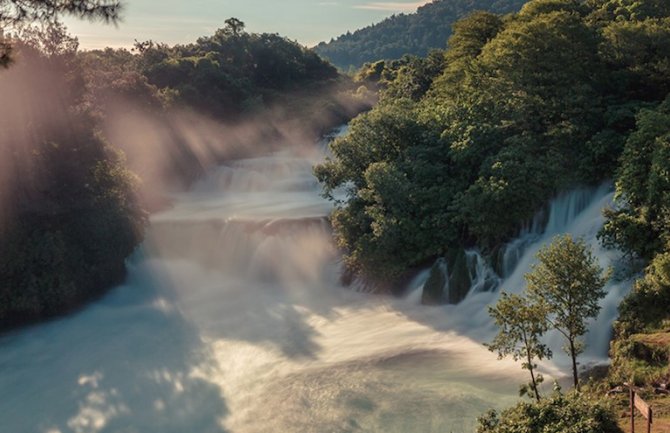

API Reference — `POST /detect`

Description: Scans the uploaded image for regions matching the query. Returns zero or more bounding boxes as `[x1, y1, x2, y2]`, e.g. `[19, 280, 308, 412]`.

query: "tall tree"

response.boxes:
[487, 292, 552, 402]
[526, 235, 608, 390]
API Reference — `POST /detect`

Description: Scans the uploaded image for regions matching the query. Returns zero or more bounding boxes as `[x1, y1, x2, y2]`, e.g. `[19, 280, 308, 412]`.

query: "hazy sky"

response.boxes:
[64, 0, 432, 49]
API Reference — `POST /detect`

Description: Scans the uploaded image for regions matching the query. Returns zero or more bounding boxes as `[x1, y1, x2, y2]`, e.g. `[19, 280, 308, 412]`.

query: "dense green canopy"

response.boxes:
[316, 0, 670, 284]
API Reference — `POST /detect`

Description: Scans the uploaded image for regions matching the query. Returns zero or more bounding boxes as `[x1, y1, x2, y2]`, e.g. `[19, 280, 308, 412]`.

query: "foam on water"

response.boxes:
[0, 129, 628, 433]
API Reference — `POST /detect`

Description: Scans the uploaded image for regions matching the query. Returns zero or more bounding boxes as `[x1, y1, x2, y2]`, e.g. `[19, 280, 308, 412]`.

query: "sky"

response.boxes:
[64, 0, 433, 50]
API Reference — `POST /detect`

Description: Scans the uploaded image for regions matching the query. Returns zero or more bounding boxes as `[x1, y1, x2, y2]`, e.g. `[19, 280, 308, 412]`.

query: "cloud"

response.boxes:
[353, 1, 432, 11]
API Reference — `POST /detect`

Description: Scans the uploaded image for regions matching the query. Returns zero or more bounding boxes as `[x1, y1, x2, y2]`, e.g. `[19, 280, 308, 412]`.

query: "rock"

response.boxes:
[422, 258, 448, 305]
[489, 245, 506, 278]
[580, 363, 610, 383]
[420, 249, 477, 305]
[606, 386, 626, 396]
[447, 249, 472, 304]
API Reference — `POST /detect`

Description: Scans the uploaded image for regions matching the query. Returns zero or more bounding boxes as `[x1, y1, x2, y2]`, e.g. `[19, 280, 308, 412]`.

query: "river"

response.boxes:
[0, 127, 629, 433]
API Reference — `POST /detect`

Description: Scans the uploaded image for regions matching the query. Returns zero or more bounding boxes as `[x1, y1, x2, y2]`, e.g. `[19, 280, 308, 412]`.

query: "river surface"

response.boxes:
[0, 128, 629, 433]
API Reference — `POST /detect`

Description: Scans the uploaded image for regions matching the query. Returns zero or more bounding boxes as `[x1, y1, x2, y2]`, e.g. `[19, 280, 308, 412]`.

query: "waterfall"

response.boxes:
[414, 182, 631, 365]
[0, 128, 630, 433]
[464, 250, 500, 294]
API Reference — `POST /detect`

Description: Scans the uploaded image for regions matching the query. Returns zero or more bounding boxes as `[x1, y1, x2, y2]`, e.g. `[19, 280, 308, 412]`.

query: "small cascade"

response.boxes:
[193, 155, 320, 193]
[499, 235, 538, 278]
[413, 182, 627, 365]
[146, 216, 333, 279]
[497, 186, 608, 278]
[464, 250, 500, 294]
[543, 187, 600, 235]
[420, 250, 500, 305]
[421, 257, 449, 305]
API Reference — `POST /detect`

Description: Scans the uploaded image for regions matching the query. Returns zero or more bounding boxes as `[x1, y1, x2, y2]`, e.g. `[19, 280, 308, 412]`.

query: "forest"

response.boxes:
[1, 0, 669, 430]
[316, 0, 670, 288]
[315, 0, 670, 429]
[314, 0, 527, 71]
[0, 17, 366, 329]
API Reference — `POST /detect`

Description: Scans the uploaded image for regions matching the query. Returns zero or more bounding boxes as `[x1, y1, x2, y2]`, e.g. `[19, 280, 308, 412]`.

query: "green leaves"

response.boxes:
[600, 98, 670, 258]
[526, 235, 609, 388]
[487, 292, 552, 401]
[315, 101, 452, 281]
[476, 390, 622, 433]
[135, 25, 338, 117]
[600, 18, 670, 99]
[316, 0, 670, 286]
[486, 235, 608, 396]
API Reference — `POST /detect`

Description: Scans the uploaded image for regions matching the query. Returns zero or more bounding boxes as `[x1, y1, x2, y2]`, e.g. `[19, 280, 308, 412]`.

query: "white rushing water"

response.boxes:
[0, 129, 629, 433]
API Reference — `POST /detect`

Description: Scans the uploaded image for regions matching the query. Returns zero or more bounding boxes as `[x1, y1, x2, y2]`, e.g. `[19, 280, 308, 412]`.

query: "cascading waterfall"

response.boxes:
[412, 183, 631, 363]
[464, 250, 500, 294]
[0, 129, 629, 433]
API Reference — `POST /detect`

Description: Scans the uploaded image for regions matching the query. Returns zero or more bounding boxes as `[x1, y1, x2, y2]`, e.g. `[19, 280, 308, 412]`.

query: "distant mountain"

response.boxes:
[314, 0, 527, 70]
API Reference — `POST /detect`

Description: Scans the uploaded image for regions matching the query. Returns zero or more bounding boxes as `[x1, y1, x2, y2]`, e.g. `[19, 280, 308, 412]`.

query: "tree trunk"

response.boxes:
[528, 359, 541, 402]
[525, 334, 541, 402]
[569, 338, 579, 390]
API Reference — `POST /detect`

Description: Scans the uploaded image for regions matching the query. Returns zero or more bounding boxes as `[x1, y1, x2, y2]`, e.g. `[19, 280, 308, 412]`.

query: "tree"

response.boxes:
[445, 10, 503, 63]
[223, 17, 245, 36]
[486, 292, 552, 402]
[526, 235, 608, 390]
[0, 0, 120, 26]
[600, 98, 670, 259]
[0, 0, 120, 67]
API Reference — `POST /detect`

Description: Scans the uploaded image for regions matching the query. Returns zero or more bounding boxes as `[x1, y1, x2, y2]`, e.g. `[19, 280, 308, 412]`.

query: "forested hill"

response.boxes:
[313, 0, 527, 70]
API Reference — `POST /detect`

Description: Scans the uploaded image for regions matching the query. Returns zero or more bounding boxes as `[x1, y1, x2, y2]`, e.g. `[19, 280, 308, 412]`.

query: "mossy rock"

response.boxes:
[422, 257, 448, 305]
[421, 249, 477, 305]
[447, 249, 472, 304]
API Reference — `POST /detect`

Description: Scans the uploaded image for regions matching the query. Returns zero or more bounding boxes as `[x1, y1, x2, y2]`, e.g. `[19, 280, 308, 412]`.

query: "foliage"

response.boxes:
[486, 292, 552, 401]
[314, 0, 527, 70]
[316, 0, 670, 284]
[593, 24, 670, 391]
[0, 0, 120, 67]
[614, 251, 670, 337]
[0, 33, 146, 326]
[526, 235, 609, 389]
[0, 0, 120, 26]
[600, 18, 670, 100]
[609, 330, 670, 385]
[476, 389, 622, 433]
[316, 101, 450, 280]
[132, 19, 339, 118]
[0, 19, 346, 328]
[600, 98, 670, 259]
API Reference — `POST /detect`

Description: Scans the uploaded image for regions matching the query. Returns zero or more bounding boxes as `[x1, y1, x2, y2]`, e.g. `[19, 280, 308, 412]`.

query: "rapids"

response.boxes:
[0, 128, 628, 433]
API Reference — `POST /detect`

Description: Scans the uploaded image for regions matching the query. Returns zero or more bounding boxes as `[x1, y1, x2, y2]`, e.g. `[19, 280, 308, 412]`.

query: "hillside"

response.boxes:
[313, 0, 527, 70]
